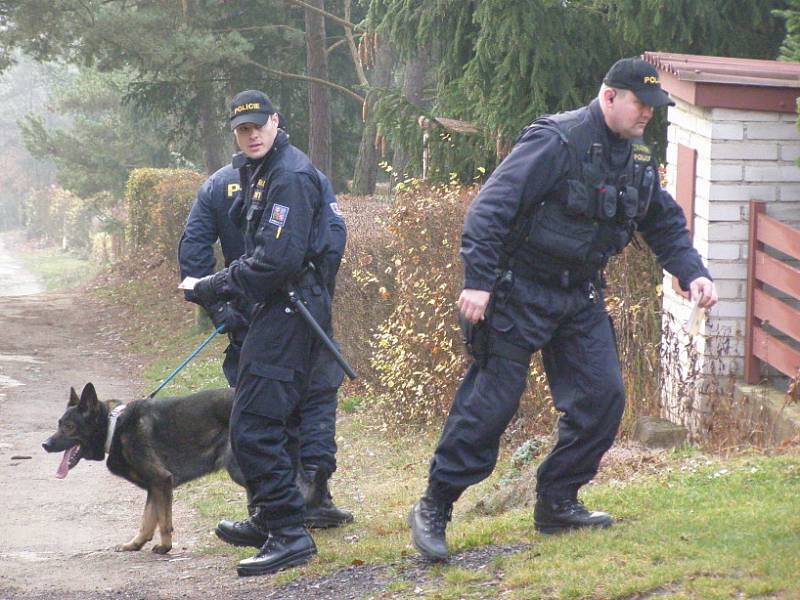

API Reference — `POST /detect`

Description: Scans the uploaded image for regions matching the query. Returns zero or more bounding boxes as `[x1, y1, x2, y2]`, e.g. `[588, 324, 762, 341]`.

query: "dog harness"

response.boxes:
[105, 405, 126, 454]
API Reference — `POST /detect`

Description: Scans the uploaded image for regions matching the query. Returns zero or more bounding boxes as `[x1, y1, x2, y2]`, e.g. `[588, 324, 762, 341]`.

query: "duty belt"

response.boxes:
[510, 262, 603, 290]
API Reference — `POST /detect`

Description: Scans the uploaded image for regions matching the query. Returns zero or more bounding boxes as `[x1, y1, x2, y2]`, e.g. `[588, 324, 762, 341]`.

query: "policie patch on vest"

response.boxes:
[632, 143, 652, 164]
[329, 202, 343, 217]
[269, 203, 290, 227]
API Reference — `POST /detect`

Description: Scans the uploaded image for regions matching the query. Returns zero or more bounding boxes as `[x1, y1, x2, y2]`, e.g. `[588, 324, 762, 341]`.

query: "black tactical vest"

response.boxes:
[512, 105, 657, 285]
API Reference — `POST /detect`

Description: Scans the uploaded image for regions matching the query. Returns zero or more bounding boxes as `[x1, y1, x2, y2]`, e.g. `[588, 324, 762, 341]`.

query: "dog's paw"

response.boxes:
[115, 541, 144, 552]
[151, 544, 172, 555]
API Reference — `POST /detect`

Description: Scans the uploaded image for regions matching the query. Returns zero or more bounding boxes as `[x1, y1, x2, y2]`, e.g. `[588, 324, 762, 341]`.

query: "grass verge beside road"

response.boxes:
[88, 256, 800, 599]
[12, 239, 99, 291]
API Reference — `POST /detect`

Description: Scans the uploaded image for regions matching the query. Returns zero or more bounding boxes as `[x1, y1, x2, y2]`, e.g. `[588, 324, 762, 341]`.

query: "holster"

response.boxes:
[461, 315, 489, 367]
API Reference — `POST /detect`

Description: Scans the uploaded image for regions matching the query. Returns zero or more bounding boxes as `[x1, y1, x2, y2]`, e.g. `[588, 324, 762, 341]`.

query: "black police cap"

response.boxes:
[604, 57, 675, 108]
[230, 90, 276, 130]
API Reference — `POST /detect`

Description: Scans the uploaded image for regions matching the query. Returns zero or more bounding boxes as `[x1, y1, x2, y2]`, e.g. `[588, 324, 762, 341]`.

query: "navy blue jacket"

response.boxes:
[461, 99, 710, 292]
[208, 131, 343, 304]
[178, 151, 346, 306]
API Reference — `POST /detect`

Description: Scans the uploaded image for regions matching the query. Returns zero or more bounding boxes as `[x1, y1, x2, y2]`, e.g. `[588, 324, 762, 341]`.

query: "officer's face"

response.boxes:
[234, 113, 279, 160]
[605, 89, 654, 139]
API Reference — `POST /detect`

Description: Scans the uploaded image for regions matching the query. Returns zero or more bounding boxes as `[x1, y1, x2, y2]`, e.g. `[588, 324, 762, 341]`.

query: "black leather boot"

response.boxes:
[408, 491, 452, 561]
[534, 497, 614, 534]
[215, 512, 269, 548]
[297, 466, 354, 529]
[237, 524, 317, 577]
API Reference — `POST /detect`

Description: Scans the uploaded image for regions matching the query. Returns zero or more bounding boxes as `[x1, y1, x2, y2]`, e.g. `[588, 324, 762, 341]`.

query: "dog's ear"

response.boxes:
[68, 387, 80, 407]
[78, 383, 99, 413]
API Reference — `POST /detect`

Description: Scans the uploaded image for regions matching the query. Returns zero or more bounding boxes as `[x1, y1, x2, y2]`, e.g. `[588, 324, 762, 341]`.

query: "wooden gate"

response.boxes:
[744, 200, 800, 384]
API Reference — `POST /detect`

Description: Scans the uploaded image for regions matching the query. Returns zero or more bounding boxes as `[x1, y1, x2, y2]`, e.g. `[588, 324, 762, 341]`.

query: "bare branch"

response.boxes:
[240, 56, 364, 106]
[344, 0, 368, 87]
[282, 0, 360, 31]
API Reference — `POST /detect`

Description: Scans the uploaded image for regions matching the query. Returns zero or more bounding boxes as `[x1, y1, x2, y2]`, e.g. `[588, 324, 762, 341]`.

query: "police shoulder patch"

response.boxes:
[329, 202, 343, 217]
[269, 203, 290, 227]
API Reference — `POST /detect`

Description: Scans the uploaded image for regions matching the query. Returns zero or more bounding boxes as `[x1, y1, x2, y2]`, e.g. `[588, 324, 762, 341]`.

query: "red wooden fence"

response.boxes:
[744, 200, 800, 384]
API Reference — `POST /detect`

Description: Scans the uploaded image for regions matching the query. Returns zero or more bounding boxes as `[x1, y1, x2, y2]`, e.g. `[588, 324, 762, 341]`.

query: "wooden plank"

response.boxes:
[752, 327, 800, 380]
[672, 144, 697, 299]
[754, 250, 800, 299]
[753, 288, 800, 343]
[745, 201, 766, 384]
[756, 212, 800, 261]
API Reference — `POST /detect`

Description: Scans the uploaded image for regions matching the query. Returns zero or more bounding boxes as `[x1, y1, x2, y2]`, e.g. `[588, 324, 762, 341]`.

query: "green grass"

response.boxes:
[17, 246, 99, 290]
[106, 258, 800, 599]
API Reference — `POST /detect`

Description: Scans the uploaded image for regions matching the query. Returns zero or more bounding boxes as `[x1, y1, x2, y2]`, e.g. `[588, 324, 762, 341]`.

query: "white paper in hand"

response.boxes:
[178, 277, 200, 291]
[685, 301, 706, 336]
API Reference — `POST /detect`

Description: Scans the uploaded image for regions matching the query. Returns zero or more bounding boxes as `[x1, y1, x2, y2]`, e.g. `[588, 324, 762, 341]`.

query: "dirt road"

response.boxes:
[0, 248, 268, 599]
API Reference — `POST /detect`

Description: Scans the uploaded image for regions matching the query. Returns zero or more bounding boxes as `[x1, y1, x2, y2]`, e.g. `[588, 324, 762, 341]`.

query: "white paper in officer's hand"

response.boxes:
[684, 301, 706, 336]
[178, 277, 199, 290]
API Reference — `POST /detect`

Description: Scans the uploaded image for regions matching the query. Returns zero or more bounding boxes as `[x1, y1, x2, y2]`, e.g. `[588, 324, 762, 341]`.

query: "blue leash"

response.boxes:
[147, 324, 225, 399]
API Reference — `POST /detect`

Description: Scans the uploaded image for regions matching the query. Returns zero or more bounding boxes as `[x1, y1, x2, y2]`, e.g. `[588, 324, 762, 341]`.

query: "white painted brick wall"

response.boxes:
[708, 183, 775, 202]
[708, 203, 743, 222]
[706, 242, 743, 261]
[710, 163, 743, 181]
[710, 108, 782, 122]
[711, 142, 778, 161]
[746, 122, 798, 140]
[661, 101, 800, 435]
[745, 164, 800, 182]
[780, 143, 800, 162]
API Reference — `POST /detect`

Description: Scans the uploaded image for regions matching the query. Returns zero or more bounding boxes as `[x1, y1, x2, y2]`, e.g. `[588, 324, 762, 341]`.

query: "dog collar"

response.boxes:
[105, 405, 126, 454]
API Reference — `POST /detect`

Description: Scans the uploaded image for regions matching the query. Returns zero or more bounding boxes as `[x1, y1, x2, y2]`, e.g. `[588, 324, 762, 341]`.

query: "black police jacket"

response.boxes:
[461, 99, 710, 291]
[178, 160, 346, 305]
[208, 131, 336, 304]
[178, 164, 246, 310]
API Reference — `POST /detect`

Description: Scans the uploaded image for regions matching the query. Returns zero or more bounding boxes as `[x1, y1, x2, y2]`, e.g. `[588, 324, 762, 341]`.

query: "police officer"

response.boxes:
[178, 164, 248, 386]
[191, 90, 337, 576]
[178, 138, 353, 529]
[408, 57, 718, 560]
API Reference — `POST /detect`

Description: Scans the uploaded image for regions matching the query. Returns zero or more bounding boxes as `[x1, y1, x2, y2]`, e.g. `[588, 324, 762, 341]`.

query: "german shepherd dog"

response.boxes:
[42, 383, 245, 554]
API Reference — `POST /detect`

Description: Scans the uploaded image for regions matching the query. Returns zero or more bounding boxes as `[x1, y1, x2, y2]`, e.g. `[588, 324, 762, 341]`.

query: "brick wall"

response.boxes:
[660, 100, 800, 431]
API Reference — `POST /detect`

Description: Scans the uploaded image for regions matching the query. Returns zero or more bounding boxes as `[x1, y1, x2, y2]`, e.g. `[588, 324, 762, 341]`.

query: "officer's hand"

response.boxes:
[210, 303, 249, 334]
[194, 274, 221, 307]
[689, 276, 718, 309]
[458, 289, 492, 324]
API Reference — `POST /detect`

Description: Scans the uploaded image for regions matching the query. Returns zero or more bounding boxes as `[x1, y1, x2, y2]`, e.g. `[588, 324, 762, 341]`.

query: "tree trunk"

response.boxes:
[198, 84, 224, 174]
[304, 0, 332, 177]
[352, 41, 394, 195]
[393, 51, 429, 177]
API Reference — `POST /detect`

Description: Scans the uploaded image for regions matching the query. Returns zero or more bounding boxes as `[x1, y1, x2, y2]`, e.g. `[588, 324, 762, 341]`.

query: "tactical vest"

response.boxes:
[511, 105, 657, 286]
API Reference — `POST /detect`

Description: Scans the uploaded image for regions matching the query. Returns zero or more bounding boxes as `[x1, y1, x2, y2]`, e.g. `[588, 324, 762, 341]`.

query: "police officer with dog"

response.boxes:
[191, 90, 343, 576]
[408, 57, 718, 561]
[178, 133, 353, 530]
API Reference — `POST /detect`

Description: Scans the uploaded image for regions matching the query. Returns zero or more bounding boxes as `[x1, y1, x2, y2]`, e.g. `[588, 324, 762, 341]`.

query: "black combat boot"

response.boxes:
[215, 511, 269, 548]
[534, 496, 614, 535]
[297, 466, 354, 529]
[236, 524, 317, 577]
[408, 491, 452, 561]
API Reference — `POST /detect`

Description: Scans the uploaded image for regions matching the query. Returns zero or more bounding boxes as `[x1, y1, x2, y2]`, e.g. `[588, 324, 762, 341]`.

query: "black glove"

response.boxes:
[193, 273, 223, 307]
[209, 302, 249, 334]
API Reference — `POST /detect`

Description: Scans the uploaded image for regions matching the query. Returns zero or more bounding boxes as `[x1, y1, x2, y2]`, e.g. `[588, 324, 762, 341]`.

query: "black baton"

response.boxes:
[287, 287, 357, 380]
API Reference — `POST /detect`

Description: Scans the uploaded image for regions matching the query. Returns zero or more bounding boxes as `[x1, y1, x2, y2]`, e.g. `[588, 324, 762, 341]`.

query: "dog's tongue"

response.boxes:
[56, 446, 77, 479]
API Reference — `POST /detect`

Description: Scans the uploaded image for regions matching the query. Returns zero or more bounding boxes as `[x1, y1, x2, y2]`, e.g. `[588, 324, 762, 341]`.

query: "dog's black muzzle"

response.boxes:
[42, 434, 76, 453]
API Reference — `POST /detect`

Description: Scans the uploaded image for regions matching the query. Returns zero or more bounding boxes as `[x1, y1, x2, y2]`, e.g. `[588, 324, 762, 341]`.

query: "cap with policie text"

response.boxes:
[603, 57, 675, 108]
[229, 90, 276, 130]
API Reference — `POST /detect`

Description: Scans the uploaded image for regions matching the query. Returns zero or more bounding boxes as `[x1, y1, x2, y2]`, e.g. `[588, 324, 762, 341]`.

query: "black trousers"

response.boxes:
[224, 329, 342, 476]
[230, 284, 330, 529]
[428, 277, 626, 505]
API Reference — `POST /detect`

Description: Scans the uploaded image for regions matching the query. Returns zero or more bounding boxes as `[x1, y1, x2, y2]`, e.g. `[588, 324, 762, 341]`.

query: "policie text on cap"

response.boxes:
[229, 90, 276, 131]
[603, 57, 675, 108]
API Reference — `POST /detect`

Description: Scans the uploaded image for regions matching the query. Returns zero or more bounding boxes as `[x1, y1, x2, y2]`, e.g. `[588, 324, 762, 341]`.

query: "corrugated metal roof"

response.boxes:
[643, 52, 800, 89]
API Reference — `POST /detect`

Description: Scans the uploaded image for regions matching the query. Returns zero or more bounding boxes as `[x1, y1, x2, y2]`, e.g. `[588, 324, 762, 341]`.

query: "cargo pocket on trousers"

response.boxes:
[238, 363, 298, 421]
